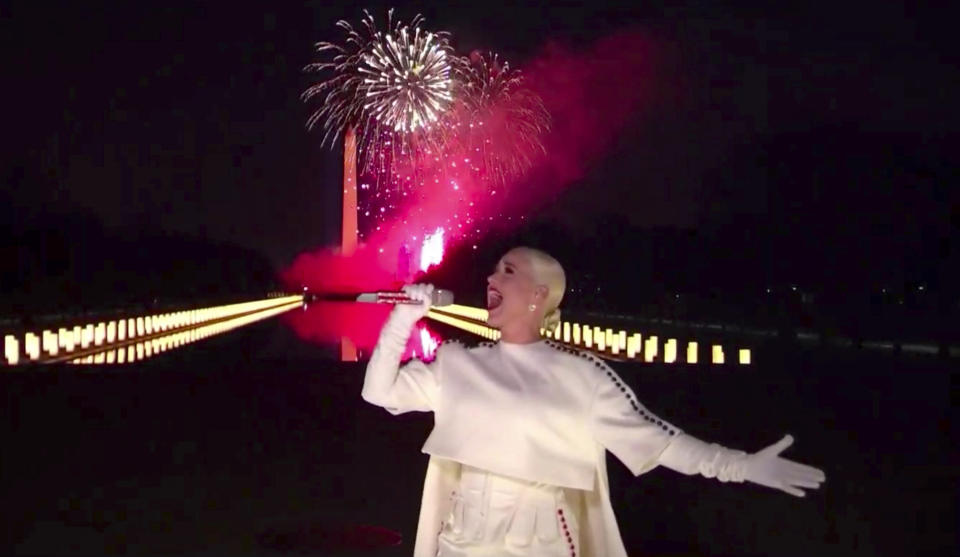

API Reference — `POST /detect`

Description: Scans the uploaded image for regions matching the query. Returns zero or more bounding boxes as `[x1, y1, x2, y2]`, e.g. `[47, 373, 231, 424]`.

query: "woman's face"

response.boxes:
[486, 249, 542, 329]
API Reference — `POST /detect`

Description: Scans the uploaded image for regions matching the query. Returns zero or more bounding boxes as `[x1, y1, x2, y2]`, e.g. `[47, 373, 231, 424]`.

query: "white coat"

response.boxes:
[363, 318, 688, 557]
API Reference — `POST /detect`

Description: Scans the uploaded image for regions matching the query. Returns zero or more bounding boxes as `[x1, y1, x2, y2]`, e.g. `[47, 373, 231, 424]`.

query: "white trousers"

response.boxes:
[436, 465, 580, 557]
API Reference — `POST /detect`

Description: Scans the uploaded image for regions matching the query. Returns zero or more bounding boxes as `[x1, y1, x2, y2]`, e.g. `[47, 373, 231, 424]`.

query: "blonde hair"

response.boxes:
[510, 247, 566, 332]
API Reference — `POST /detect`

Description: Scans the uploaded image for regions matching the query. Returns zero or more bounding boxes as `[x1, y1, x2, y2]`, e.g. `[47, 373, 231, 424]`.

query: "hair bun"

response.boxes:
[543, 307, 562, 333]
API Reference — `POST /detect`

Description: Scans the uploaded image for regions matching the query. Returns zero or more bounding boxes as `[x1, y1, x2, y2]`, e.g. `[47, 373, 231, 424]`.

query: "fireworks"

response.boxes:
[304, 12, 552, 269]
[361, 26, 453, 133]
[302, 9, 454, 175]
[450, 51, 551, 185]
[419, 227, 445, 271]
[353, 51, 550, 242]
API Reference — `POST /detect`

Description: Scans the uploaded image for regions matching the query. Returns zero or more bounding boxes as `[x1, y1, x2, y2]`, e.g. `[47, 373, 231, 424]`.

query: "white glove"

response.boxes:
[362, 282, 437, 412]
[389, 283, 435, 328]
[741, 435, 826, 497]
[659, 433, 825, 497]
[360, 284, 433, 408]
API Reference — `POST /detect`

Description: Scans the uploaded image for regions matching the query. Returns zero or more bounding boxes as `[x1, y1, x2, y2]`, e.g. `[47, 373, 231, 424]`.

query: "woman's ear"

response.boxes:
[534, 284, 549, 302]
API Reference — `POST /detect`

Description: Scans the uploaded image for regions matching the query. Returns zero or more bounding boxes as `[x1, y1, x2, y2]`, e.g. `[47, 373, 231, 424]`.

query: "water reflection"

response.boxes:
[283, 301, 444, 362]
[414, 324, 442, 361]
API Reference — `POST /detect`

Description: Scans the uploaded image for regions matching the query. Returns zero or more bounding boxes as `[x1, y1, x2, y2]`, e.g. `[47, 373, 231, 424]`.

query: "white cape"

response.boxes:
[413, 447, 634, 557]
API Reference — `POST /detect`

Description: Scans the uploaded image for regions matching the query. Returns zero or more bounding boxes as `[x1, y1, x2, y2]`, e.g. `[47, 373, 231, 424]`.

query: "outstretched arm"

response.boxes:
[588, 358, 824, 497]
[658, 433, 826, 497]
[361, 284, 439, 414]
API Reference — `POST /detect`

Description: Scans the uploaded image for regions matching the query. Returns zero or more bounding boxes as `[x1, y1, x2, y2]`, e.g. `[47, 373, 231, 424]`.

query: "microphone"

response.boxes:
[355, 289, 454, 307]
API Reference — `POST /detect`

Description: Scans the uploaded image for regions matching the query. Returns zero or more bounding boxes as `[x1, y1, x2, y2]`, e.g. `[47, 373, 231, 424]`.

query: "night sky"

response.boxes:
[2, 1, 955, 271]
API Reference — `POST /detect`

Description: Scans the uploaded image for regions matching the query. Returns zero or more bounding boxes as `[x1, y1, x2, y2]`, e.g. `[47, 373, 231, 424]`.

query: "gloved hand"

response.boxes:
[390, 283, 435, 328]
[363, 282, 437, 412]
[742, 435, 826, 497]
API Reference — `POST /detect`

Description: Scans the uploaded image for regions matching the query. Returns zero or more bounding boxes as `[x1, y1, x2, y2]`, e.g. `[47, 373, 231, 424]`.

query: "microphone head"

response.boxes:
[432, 289, 454, 307]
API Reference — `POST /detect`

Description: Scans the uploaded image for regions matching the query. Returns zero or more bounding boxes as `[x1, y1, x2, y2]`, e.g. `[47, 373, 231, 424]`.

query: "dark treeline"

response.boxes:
[432, 218, 957, 345]
[0, 205, 277, 320]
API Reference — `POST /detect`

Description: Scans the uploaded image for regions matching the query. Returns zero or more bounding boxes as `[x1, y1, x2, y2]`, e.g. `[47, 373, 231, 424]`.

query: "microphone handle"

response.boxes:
[377, 292, 420, 304]
[304, 292, 406, 303]
[376, 289, 454, 306]
[352, 292, 418, 304]
[310, 290, 453, 306]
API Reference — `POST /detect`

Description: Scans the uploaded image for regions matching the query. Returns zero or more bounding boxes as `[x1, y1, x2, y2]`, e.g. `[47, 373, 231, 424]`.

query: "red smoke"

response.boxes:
[284, 301, 391, 355]
[502, 31, 659, 213]
[280, 244, 405, 295]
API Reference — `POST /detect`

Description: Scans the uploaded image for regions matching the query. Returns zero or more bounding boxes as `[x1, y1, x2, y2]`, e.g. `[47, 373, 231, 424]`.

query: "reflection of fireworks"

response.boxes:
[302, 9, 454, 174]
[415, 324, 442, 361]
[361, 27, 453, 133]
[451, 51, 551, 185]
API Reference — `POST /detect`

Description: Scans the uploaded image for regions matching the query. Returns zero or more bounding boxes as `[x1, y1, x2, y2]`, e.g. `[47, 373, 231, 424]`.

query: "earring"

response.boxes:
[528, 304, 537, 312]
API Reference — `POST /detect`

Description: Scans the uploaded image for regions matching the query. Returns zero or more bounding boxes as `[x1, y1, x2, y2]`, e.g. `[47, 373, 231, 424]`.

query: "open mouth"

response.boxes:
[486, 288, 503, 310]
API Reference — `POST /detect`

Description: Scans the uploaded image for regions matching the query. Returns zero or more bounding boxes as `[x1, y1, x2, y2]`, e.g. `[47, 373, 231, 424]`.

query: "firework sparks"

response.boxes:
[354, 51, 550, 253]
[352, 52, 550, 257]
[302, 9, 455, 176]
[419, 227, 445, 272]
[304, 14, 551, 266]
[450, 50, 551, 185]
[361, 26, 453, 133]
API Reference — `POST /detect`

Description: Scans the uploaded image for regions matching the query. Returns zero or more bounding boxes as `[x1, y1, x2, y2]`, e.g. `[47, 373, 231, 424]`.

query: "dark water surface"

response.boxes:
[2, 318, 955, 556]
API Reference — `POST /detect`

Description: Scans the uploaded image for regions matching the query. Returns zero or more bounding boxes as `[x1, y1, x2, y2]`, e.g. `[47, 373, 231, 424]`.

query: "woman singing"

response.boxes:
[362, 246, 825, 557]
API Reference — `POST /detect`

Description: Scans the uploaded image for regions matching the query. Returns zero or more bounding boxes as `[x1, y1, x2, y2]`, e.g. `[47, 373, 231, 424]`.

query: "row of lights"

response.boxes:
[63, 300, 302, 365]
[427, 306, 501, 342]
[429, 305, 751, 364]
[3, 296, 303, 366]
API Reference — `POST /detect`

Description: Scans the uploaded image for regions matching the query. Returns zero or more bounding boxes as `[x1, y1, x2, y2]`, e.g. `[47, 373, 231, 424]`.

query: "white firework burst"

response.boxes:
[303, 9, 456, 183]
[361, 26, 453, 133]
